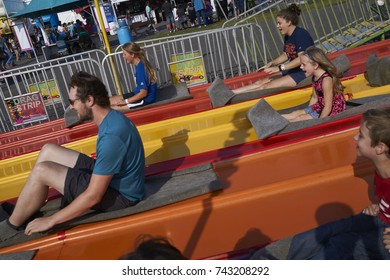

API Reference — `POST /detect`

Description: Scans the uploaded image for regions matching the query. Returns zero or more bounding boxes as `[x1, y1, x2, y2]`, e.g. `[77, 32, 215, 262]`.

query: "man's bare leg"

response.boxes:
[8, 144, 80, 227]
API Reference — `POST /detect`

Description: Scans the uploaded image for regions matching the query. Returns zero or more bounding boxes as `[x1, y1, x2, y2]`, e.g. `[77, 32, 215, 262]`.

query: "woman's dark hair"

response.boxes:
[120, 236, 187, 260]
[69, 71, 110, 108]
[277, 3, 302, 26]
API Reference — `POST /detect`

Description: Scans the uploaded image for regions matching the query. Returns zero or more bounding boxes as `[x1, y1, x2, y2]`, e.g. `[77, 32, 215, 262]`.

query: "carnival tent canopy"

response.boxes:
[12, 0, 90, 19]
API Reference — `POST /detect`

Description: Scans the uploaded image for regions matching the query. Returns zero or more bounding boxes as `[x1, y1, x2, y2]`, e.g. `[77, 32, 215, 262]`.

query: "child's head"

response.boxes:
[303, 46, 336, 74]
[120, 236, 187, 260]
[302, 46, 343, 95]
[358, 108, 390, 158]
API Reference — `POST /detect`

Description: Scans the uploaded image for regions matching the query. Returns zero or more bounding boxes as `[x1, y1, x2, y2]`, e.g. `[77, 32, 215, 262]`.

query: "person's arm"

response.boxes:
[124, 89, 148, 103]
[259, 52, 288, 72]
[24, 174, 113, 235]
[308, 89, 317, 106]
[319, 76, 334, 118]
[281, 51, 304, 72]
[363, 204, 380, 216]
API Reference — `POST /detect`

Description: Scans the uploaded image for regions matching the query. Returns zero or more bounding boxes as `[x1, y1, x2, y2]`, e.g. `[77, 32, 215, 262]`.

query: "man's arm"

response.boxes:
[24, 174, 113, 235]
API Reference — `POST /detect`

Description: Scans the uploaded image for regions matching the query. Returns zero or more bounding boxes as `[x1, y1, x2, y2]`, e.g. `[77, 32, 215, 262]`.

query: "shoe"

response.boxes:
[198, 26, 202, 28]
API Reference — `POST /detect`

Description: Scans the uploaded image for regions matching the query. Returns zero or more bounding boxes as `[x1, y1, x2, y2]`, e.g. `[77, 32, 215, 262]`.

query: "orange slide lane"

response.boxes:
[0, 128, 374, 259]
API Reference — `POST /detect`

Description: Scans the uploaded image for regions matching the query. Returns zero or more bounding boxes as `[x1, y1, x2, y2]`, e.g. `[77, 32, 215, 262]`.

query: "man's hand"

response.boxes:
[24, 216, 55, 235]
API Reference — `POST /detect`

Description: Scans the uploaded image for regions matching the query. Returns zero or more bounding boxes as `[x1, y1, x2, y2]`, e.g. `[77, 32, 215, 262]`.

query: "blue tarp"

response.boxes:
[12, 0, 90, 19]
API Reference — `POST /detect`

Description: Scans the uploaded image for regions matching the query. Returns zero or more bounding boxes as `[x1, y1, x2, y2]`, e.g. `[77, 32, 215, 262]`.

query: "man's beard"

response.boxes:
[79, 107, 93, 123]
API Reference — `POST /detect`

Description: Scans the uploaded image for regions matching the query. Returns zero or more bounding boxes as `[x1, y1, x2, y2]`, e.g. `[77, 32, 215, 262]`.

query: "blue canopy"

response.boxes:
[12, 0, 90, 19]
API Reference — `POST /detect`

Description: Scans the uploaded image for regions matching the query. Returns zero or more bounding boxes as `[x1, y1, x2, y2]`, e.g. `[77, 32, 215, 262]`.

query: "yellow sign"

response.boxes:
[169, 51, 207, 87]
[0, 17, 12, 35]
[28, 80, 61, 104]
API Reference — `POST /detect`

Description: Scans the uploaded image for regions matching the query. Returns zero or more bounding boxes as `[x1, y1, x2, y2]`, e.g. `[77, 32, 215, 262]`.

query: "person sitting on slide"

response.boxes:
[111, 42, 158, 110]
[233, 3, 314, 94]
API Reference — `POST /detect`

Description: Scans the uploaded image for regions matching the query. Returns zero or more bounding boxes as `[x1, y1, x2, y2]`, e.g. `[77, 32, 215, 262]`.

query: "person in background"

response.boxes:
[0, 71, 145, 242]
[68, 22, 75, 39]
[110, 42, 158, 110]
[205, 0, 214, 24]
[0, 33, 13, 69]
[187, 2, 197, 27]
[162, 0, 177, 32]
[177, 3, 189, 29]
[371, 0, 389, 20]
[232, 3, 314, 93]
[145, 1, 158, 32]
[235, 0, 245, 15]
[282, 46, 346, 122]
[193, 0, 207, 27]
[9, 36, 19, 62]
[216, 0, 229, 21]
[228, 0, 236, 17]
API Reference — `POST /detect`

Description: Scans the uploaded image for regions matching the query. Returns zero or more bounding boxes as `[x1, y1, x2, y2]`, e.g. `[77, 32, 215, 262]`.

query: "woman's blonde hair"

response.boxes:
[122, 42, 157, 84]
[304, 46, 343, 96]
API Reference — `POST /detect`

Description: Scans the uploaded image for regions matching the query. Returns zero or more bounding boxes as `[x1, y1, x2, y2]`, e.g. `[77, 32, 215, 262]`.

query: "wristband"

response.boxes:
[125, 99, 129, 104]
[279, 64, 285, 71]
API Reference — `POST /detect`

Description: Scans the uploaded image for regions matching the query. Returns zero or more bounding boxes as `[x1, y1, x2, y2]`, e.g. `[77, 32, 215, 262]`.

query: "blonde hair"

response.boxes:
[122, 42, 157, 84]
[304, 46, 343, 96]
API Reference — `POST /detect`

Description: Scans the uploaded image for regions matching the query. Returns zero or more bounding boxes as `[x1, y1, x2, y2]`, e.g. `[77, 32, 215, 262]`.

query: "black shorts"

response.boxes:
[62, 153, 137, 212]
[285, 70, 307, 85]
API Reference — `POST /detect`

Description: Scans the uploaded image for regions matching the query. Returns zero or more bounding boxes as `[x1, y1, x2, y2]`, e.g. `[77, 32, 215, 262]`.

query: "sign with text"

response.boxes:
[28, 80, 61, 104]
[5, 92, 48, 126]
[169, 51, 207, 87]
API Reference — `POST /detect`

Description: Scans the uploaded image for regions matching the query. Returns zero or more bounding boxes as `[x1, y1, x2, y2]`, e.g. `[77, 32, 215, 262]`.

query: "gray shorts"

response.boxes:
[62, 153, 137, 212]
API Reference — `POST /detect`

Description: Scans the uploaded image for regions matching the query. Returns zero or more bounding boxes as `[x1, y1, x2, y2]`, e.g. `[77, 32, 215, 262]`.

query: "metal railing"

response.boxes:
[103, 23, 266, 96]
[222, 0, 389, 56]
[0, 55, 104, 133]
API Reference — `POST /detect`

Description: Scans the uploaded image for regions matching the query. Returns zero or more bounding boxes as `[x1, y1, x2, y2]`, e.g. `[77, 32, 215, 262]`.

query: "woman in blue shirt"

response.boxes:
[111, 42, 158, 110]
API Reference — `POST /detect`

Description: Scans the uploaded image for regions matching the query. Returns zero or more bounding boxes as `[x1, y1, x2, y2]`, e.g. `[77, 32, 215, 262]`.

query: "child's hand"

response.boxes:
[362, 204, 380, 216]
[383, 228, 390, 253]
